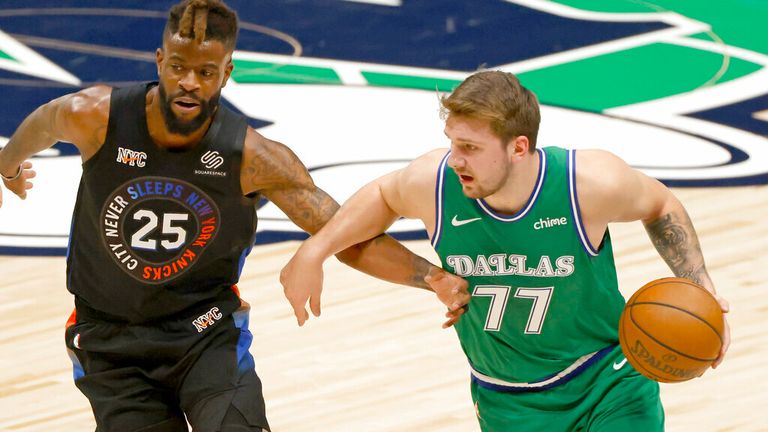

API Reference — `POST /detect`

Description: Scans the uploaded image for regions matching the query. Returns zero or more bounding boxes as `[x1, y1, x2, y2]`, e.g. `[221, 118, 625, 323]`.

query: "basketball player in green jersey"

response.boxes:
[280, 71, 731, 431]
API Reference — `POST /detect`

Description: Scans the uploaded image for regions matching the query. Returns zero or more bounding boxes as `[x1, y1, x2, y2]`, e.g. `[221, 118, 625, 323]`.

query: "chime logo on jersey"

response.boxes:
[100, 176, 220, 284]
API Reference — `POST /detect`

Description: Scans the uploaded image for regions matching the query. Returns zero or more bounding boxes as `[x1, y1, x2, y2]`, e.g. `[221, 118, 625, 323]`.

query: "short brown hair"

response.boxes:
[441, 71, 541, 150]
[164, 0, 239, 51]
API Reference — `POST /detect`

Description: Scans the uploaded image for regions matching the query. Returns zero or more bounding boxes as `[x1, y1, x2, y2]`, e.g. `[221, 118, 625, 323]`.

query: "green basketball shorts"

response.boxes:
[470, 346, 664, 431]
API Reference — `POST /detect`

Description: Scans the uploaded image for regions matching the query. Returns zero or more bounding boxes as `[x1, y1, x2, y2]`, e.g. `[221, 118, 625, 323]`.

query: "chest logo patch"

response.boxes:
[533, 216, 568, 230]
[196, 151, 227, 177]
[116, 147, 147, 168]
[201, 150, 224, 169]
[100, 176, 221, 284]
[451, 215, 482, 227]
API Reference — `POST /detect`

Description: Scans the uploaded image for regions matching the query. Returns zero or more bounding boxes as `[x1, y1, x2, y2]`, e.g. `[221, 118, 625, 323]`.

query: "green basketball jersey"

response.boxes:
[432, 146, 625, 385]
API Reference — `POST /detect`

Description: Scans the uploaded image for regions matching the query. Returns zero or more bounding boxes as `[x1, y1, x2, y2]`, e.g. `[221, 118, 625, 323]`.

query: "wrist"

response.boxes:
[1, 163, 22, 181]
[426, 265, 443, 277]
[301, 237, 334, 262]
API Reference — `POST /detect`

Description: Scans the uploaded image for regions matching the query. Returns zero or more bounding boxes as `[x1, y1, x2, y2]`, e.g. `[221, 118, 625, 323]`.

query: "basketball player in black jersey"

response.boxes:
[0, 1, 469, 431]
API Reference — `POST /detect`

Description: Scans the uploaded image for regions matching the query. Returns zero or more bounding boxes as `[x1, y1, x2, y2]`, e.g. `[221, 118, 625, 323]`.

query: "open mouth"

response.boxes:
[173, 99, 200, 112]
[459, 174, 474, 183]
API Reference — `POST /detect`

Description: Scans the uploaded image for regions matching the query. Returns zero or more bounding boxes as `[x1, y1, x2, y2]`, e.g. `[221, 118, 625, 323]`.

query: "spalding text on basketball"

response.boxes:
[631, 339, 700, 380]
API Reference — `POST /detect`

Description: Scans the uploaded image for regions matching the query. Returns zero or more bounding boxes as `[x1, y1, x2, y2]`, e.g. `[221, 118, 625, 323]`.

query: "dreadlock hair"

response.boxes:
[164, 0, 239, 51]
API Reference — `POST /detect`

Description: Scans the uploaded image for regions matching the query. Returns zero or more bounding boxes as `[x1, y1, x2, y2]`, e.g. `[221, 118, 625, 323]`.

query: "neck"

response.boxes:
[483, 149, 540, 215]
[145, 86, 212, 150]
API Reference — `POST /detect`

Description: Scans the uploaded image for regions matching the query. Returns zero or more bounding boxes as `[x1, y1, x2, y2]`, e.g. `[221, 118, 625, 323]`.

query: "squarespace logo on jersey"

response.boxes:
[195, 150, 227, 177]
[101, 177, 220, 284]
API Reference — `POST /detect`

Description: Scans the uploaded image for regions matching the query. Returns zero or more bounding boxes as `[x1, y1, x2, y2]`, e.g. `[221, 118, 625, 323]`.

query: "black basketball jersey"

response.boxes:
[66, 82, 258, 324]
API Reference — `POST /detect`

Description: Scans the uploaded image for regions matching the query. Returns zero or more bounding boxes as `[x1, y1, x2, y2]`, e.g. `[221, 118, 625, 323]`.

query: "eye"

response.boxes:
[171, 64, 183, 72]
[200, 69, 214, 77]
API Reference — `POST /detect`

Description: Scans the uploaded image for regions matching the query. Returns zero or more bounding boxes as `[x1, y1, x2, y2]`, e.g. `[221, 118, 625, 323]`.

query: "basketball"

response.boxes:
[618, 277, 724, 383]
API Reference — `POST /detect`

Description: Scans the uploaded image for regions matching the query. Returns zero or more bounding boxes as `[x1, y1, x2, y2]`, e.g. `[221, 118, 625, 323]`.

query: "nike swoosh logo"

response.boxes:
[612, 358, 627, 370]
[451, 215, 482, 226]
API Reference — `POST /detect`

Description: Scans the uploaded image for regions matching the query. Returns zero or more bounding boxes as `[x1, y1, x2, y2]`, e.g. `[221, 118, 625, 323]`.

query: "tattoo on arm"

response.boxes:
[280, 187, 340, 235]
[644, 212, 706, 284]
[409, 252, 433, 289]
[247, 136, 440, 289]
[370, 234, 433, 289]
[245, 136, 340, 234]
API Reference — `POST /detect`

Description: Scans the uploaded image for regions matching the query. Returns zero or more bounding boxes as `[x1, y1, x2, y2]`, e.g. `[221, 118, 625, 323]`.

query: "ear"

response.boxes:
[155, 48, 164, 76]
[221, 57, 234, 88]
[507, 135, 530, 161]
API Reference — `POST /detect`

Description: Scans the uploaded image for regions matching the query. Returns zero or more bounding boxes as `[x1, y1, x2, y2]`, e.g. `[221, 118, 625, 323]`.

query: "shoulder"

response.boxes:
[242, 127, 305, 174]
[43, 85, 112, 158]
[380, 148, 448, 221]
[241, 128, 313, 195]
[410, 148, 449, 170]
[574, 149, 631, 195]
[52, 85, 112, 141]
[62, 85, 112, 121]
[396, 148, 449, 188]
[574, 149, 667, 224]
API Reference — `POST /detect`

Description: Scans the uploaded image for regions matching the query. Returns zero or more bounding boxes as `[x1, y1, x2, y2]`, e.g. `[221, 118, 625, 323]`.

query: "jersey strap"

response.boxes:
[470, 344, 616, 392]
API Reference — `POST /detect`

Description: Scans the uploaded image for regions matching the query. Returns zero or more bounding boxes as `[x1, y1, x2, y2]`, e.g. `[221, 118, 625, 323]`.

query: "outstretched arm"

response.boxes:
[241, 134, 468, 326]
[0, 85, 110, 207]
[578, 150, 729, 368]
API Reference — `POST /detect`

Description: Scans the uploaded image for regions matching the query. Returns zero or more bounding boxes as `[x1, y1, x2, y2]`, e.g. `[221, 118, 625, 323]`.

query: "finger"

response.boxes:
[309, 294, 322, 317]
[294, 307, 309, 326]
[450, 299, 470, 311]
[26, 182, 34, 190]
[424, 271, 444, 284]
[713, 350, 725, 368]
[713, 321, 731, 368]
[446, 289, 470, 311]
[717, 296, 730, 313]
[21, 160, 33, 170]
[25, 169, 37, 179]
[442, 312, 463, 328]
[442, 308, 465, 328]
[288, 298, 309, 326]
[442, 314, 459, 328]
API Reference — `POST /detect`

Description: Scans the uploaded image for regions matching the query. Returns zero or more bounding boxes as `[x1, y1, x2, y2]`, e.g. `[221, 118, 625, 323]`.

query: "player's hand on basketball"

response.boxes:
[424, 268, 470, 329]
[0, 161, 35, 208]
[712, 294, 730, 369]
[280, 250, 325, 326]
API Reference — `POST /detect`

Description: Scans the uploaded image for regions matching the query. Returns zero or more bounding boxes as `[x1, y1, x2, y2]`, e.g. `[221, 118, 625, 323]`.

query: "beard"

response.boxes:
[157, 83, 221, 136]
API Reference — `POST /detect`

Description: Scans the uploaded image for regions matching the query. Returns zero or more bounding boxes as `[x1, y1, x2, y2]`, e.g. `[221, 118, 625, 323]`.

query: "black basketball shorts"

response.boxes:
[64, 302, 270, 432]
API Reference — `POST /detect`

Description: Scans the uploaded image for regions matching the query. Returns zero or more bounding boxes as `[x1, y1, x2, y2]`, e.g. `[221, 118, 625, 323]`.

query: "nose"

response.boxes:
[178, 70, 200, 93]
[447, 151, 465, 170]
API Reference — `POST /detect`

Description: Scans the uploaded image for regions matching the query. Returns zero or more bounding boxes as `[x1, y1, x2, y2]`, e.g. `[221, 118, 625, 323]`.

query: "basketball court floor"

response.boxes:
[1, 1, 767, 431]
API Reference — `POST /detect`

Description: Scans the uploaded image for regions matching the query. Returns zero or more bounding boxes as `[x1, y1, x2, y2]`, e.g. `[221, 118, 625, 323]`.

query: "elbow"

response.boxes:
[642, 185, 682, 225]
